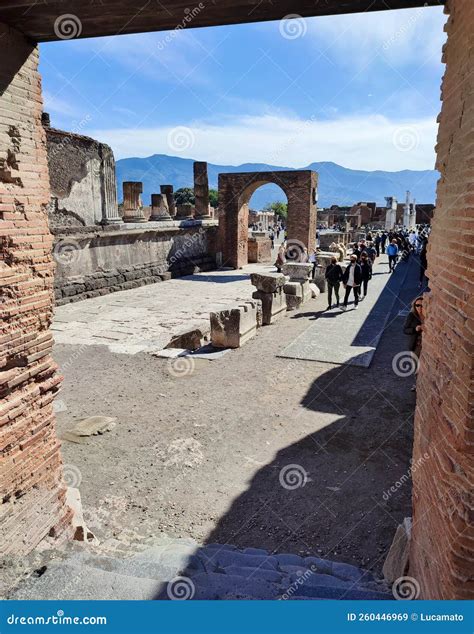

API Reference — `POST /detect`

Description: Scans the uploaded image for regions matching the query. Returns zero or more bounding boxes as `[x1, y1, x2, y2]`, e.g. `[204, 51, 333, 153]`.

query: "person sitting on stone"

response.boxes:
[274, 243, 286, 272]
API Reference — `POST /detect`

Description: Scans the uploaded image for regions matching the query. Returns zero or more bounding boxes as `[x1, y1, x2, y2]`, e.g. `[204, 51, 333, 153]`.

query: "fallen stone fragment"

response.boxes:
[60, 431, 87, 444]
[383, 516, 412, 583]
[73, 416, 117, 437]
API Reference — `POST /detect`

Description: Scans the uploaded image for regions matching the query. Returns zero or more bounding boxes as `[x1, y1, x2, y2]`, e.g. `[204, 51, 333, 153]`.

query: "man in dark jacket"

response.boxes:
[325, 256, 343, 309]
[341, 255, 362, 310]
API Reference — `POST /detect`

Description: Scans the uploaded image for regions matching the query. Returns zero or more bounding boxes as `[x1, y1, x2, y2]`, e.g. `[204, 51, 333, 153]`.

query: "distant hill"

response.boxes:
[115, 154, 438, 209]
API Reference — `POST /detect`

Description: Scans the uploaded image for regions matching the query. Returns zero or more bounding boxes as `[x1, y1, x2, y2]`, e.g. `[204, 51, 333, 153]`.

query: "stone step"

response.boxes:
[8, 538, 392, 601]
[9, 561, 165, 601]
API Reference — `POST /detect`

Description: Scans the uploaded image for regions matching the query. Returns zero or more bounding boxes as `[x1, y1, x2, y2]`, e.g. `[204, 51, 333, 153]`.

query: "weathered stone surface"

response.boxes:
[166, 328, 208, 351]
[150, 193, 171, 221]
[283, 281, 303, 297]
[250, 272, 286, 293]
[210, 300, 260, 348]
[281, 262, 313, 281]
[175, 203, 194, 219]
[73, 416, 117, 436]
[248, 236, 272, 263]
[123, 181, 146, 222]
[383, 517, 411, 584]
[252, 289, 287, 325]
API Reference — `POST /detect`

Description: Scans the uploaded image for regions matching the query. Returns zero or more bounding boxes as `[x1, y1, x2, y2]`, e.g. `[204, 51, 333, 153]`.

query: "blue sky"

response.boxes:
[40, 6, 446, 171]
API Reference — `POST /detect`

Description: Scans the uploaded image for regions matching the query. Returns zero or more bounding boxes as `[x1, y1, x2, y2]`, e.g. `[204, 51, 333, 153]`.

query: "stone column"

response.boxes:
[194, 161, 211, 218]
[122, 181, 146, 222]
[160, 185, 176, 217]
[100, 144, 121, 224]
[175, 203, 194, 219]
[149, 193, 171, 221]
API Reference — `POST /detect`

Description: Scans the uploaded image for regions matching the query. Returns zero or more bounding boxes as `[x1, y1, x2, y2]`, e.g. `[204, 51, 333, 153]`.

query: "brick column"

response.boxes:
[160, 185, 176, 218]
[410, 0, 474, 600]
[149, 193, 171, 221]
[194, 161, 211, 218]
[122, 181, 146, 222]
[0, 23, 72, 556]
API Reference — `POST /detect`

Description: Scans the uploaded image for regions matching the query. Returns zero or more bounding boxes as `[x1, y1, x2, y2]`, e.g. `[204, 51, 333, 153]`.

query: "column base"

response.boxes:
[149, 214, 173, 222]
[123, 216, 147, 223]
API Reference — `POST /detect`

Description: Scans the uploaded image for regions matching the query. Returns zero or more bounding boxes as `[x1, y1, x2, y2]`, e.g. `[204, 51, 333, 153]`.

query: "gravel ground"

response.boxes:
[53, 256, 420, 575]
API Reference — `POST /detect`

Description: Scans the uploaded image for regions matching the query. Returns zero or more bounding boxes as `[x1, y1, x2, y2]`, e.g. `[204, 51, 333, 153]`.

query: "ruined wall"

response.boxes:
[53, 222, 218, 304]
[0, 25, 71, 555]
[410, 0, 473, 600]
[46, 128, 119, 228]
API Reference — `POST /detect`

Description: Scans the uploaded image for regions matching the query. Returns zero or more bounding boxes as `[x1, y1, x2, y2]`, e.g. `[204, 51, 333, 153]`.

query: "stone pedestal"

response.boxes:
[282, 262, 313, 310]
[122, 181, 146, 222]
[149, 193, 171, 221]
[175, 203, 194, 219]
[194, 161, 211, 218]
[250, 272, 287, 325]
[160, 185, 176, 218]
[210, 300, 261, 348]
[248, 236, 272, 263]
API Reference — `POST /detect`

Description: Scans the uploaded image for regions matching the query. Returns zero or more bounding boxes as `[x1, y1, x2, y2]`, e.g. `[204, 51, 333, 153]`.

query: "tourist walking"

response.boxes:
[360, 252, 372, 299]
[309, 249, 318, 278]
[374, 233, 382, 257]
[419, 240, 428, 287]
[341, 255, 362, 311]
[386, 239, 399, 273]
[325, 256, 343, 309]
[381, 232, 388, 253]
[269, 229, 275, 249]
[365, 241, 377, 263]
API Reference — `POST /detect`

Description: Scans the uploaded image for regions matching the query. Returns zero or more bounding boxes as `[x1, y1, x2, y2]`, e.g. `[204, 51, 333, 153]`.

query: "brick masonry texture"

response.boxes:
[218, 171, 317, 269]
[0, 24, 71, 555]
[410, 0, 474, 600]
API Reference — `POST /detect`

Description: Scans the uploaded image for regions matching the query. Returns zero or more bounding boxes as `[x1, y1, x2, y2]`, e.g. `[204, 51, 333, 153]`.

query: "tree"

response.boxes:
[209, 188, 218, 208]
[264, 201, 288, 220]
[174, 187, 195, 205]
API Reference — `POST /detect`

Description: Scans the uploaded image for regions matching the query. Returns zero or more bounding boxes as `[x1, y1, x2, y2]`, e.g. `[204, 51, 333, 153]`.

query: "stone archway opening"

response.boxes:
[218, 170, 317, 269]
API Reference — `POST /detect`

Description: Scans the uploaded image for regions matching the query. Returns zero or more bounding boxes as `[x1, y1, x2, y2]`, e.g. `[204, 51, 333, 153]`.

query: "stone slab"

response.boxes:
[73, 416, 117, 436]
[278, 256, 407, 367]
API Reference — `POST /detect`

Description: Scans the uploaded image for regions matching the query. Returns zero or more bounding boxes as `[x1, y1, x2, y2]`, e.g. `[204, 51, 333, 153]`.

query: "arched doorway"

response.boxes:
[218, 170, 318, 268]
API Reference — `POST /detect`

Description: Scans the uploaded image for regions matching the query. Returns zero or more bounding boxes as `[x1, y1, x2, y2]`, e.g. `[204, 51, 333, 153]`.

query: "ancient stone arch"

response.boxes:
[218, 171, 317, 268]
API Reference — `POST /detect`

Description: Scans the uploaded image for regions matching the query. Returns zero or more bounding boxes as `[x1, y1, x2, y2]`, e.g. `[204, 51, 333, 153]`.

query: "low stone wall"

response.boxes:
[53, 220, 218, 305]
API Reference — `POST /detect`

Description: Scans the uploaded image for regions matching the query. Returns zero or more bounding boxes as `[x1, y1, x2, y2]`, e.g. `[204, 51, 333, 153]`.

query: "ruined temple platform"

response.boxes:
[52, 264, 276, 354]
[279, 255, 408, 367]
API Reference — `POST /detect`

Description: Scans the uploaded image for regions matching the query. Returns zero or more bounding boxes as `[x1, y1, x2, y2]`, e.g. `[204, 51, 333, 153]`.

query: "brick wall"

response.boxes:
[410, 0, 473, 600]
[0, 24, 71, 555]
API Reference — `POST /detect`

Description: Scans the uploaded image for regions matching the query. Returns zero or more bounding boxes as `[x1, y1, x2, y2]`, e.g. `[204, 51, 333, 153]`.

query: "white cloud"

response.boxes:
[43, 90, 79, 117]
[89, 112, 438, 171]
[307, 6, 447, 70]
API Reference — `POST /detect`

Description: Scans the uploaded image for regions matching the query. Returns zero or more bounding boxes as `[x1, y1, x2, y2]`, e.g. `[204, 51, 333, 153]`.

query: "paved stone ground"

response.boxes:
[12, 253, 423, 601]
[52, 264, 274, 354]
[279, 255, 407, 367]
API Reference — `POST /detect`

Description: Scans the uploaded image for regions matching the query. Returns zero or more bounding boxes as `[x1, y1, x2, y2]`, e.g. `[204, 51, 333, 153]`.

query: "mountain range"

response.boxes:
[116, 154, 438, 209]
